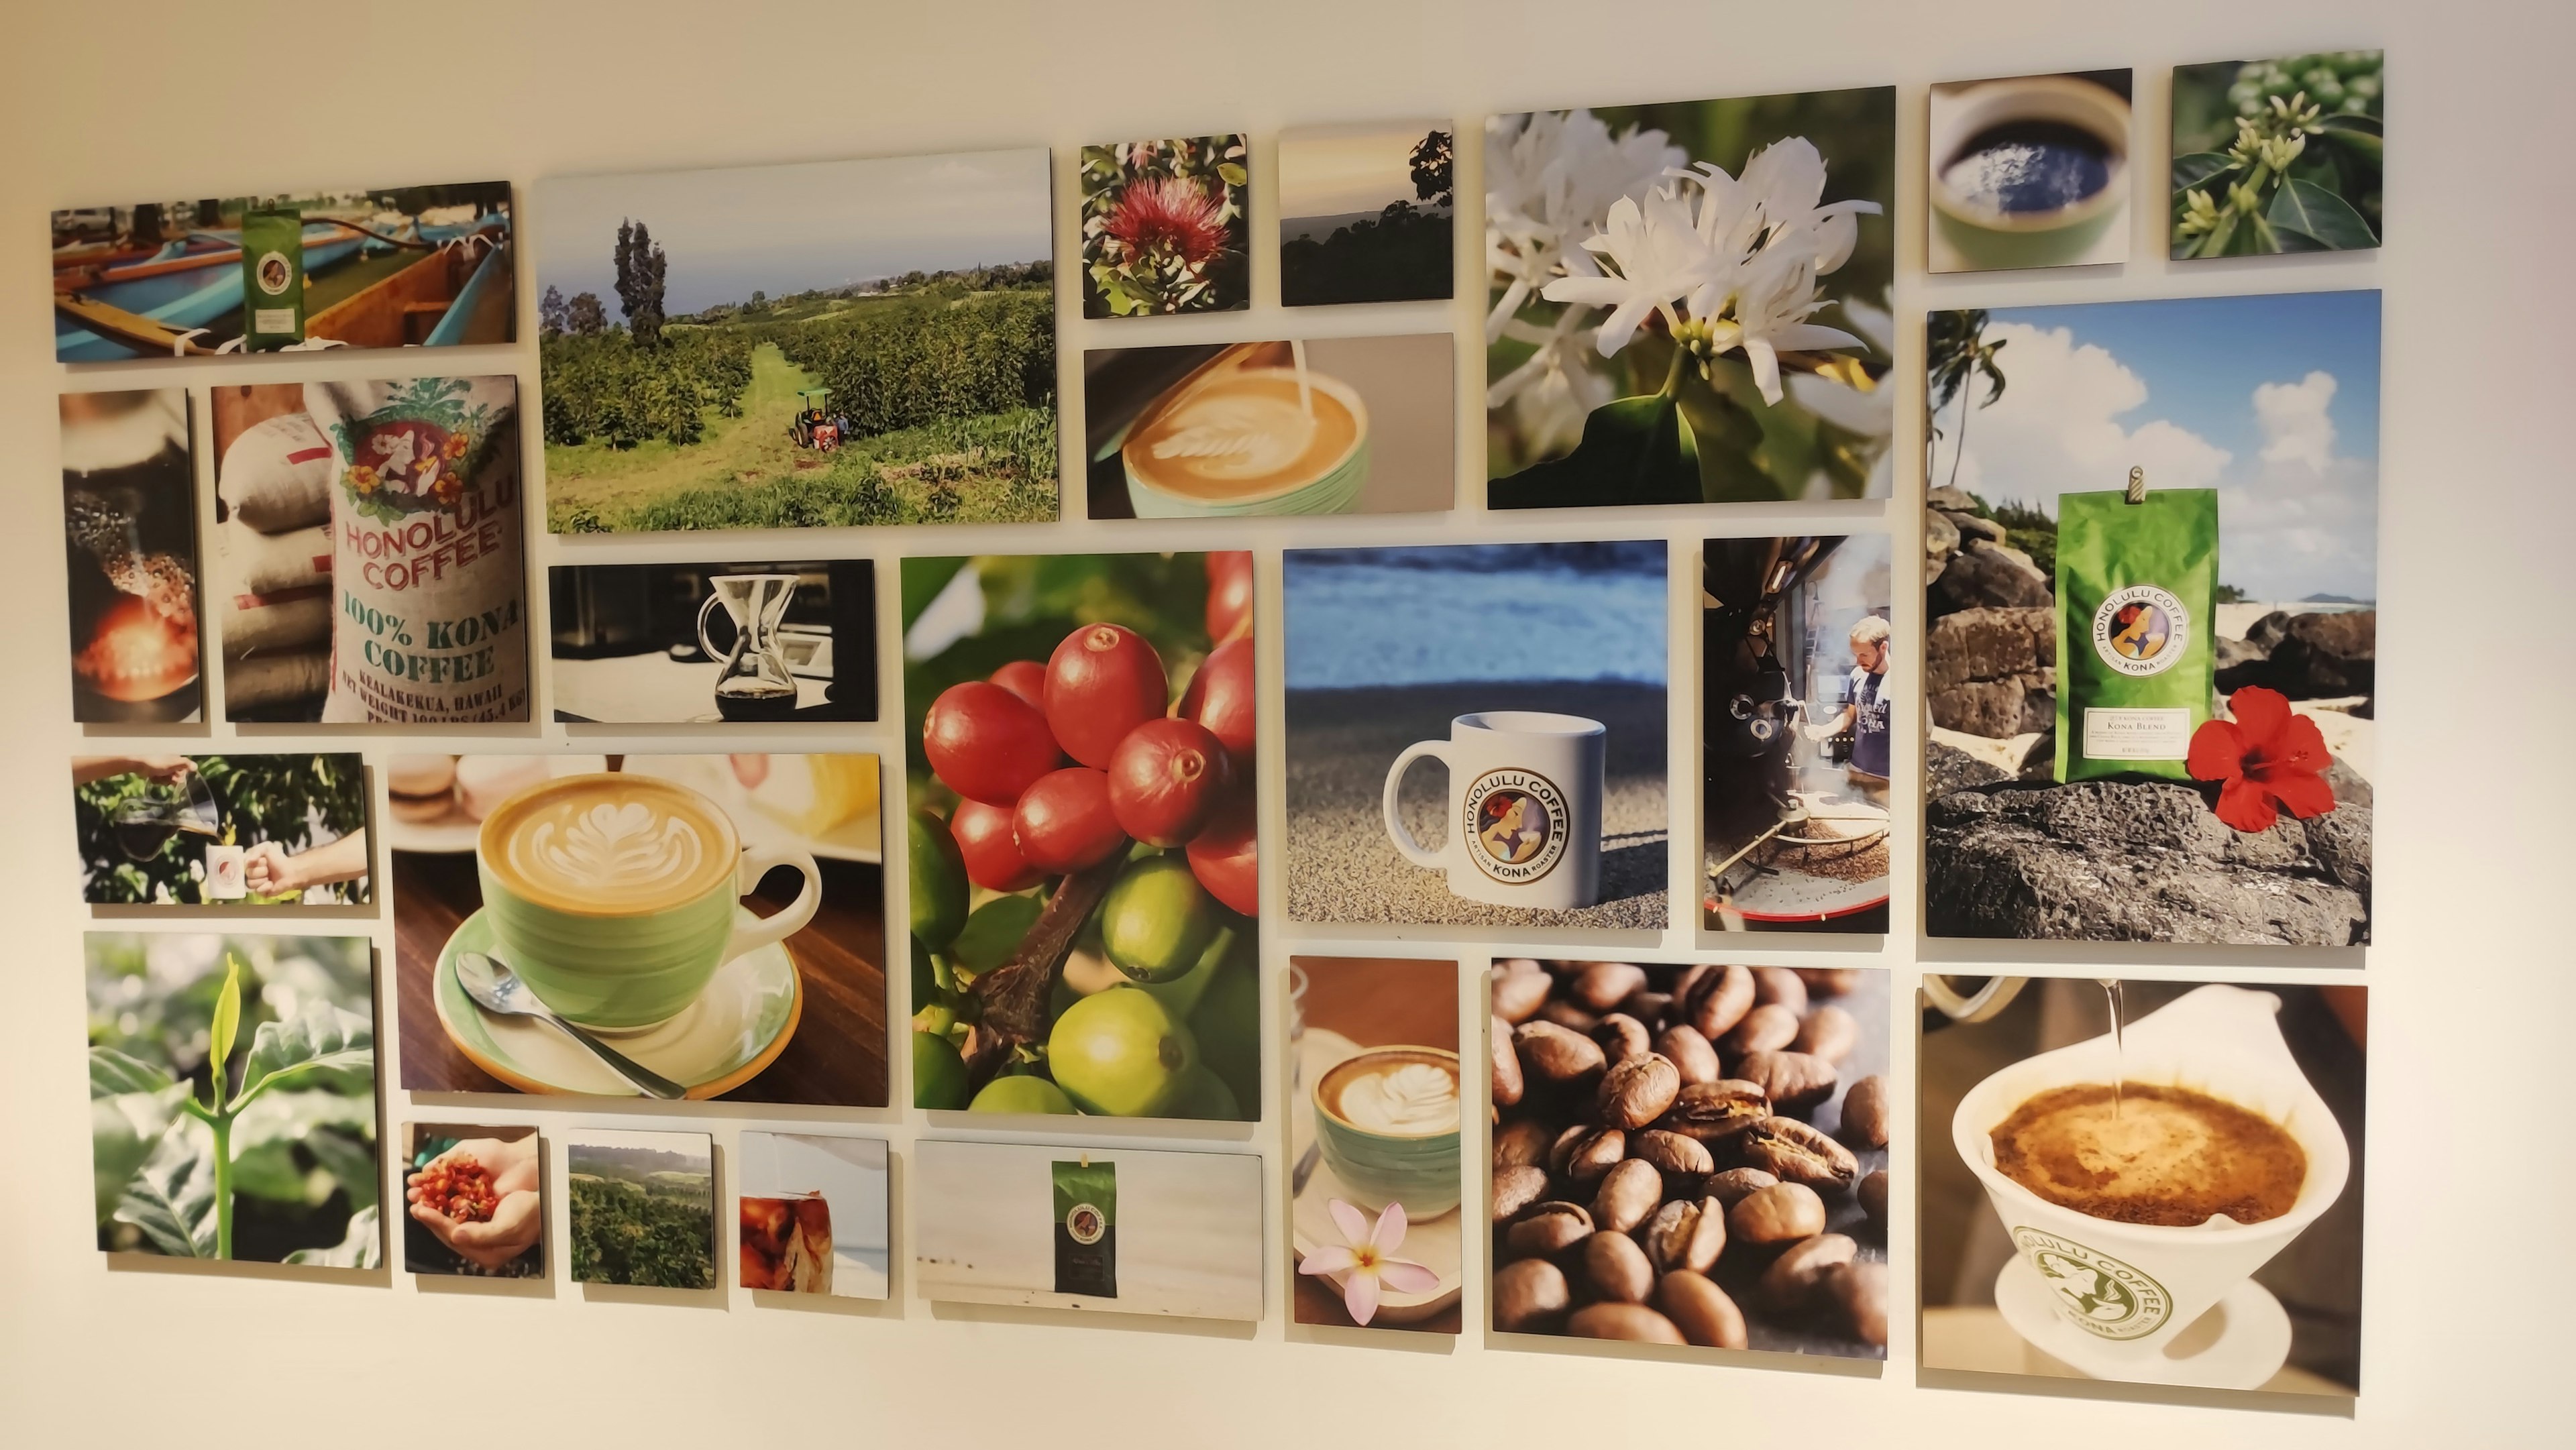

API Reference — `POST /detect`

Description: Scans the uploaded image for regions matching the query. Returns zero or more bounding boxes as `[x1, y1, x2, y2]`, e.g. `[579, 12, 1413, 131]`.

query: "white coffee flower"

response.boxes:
[1485, 109, 1686, 343]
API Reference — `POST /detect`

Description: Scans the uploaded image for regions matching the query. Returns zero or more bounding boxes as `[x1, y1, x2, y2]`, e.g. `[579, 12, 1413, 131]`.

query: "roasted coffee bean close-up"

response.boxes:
[1488, 960, 1892, 1357]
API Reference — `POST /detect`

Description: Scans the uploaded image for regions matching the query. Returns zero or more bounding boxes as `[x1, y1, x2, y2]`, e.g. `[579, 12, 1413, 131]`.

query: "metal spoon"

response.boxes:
[455, 952, 688, 1100]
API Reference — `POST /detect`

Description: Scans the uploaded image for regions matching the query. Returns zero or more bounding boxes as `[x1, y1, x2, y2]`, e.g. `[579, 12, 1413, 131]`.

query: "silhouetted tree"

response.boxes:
[539, 284, 570, 340]
[1410, 129, 1454, 209]
[567, 291, 608, 337]
[613, 218, 668, 346]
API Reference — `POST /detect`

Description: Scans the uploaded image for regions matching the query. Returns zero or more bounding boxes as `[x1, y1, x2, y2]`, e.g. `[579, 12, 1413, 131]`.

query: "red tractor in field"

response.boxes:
[790, 388, 841, 452]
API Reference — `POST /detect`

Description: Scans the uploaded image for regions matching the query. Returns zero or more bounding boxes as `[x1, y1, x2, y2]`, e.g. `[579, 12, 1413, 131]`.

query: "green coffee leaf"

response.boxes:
[89, 1046, 175, 1099]
[2171, 152, 2239, 195]
[230, 1002, 374, 1113]
[91, 1089, 186, 1225]
[284, 1204, 380, 1269]
[953, 895, 1046, 972]
[116, 1130, 217, 1258]
[207, 956, 243, 1106]
[1489, 391, 1700, 510]
[2267, 178, 2377, 250]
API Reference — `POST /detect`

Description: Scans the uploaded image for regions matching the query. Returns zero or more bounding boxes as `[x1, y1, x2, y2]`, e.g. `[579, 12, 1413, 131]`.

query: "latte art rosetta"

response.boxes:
[1337, 1061, 1460, 1135]
[1126, 370, 1358, 500]
[1148, 392, 1319, 480]
[522, 801, 706, 893]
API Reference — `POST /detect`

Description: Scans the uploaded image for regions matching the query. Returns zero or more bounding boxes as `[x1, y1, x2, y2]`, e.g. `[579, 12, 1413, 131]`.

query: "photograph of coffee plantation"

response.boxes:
[568, 1130, 716, 1288]
[532, 149, 1057, 533]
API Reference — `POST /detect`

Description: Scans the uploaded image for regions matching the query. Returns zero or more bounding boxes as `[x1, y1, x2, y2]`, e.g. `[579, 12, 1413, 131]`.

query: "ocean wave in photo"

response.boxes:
[1285, 545, 1668, 690]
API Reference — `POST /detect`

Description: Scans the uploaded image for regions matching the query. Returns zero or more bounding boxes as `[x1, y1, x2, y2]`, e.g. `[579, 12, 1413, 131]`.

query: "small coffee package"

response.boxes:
[239, 207, 306, 351]
[1051, 1160, 1118, 1298]
[2053, 482, 2218, 781]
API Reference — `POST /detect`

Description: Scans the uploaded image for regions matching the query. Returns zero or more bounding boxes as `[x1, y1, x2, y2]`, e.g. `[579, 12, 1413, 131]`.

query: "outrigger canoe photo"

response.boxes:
[51, 183, 514, 362]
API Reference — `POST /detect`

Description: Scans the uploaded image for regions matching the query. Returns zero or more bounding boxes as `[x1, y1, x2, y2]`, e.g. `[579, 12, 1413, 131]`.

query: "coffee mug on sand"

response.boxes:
[476, 773, 820, 1031]
[1383, 712, 1603, 910]
[1950, 985, 2349, 1384]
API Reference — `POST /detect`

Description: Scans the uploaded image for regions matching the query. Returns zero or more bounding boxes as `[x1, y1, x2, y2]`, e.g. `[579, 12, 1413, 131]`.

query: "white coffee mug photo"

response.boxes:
[203, 844, 247, 901]
[1381, 711, 1605, 910]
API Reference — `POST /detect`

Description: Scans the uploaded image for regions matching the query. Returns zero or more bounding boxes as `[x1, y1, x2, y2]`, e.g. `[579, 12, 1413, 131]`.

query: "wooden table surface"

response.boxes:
[1287, 955, 1464, 1335]
[393, 848, 888, 1107]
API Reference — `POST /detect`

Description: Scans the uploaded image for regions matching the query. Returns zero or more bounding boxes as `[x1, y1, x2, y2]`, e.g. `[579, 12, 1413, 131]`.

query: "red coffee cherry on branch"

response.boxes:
[1045, 624, 1167, 769]
[1012, 767, 1128, 873]
[924, 680, 1063, 806]
[1205, 551, 1254, 643]
[951, 797, 1046, 891]
[987, 659, 1048, 708]
[1179, 635, 1256, 760]
[1108, 717, 1232, 848]
[1185, 787, 1258, 916]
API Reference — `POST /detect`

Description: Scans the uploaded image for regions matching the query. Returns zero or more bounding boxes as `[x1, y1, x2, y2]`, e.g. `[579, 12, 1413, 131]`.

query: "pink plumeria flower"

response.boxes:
[1299, 1199, 1440, 1327]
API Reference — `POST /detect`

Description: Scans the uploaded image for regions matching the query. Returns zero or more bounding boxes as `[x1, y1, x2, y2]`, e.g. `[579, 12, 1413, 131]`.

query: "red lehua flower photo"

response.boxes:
[1104, 176, 1229, 268]
[2187, 685, 2337, 833]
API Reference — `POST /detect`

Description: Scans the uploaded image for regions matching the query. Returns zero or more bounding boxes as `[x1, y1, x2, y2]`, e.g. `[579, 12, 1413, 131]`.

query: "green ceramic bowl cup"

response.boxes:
[475, 774, 820, 1031]
[1313, 1046, 1462, 1218]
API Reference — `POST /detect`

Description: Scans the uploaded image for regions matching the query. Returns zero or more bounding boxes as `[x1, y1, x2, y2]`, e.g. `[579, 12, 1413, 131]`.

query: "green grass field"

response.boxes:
[544, 341, 1057, 531]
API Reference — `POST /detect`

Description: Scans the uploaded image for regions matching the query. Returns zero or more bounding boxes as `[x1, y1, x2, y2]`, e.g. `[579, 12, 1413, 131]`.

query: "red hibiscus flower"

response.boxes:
[1102, 176, 1230, 268]
[2187, 685, 2337, 833]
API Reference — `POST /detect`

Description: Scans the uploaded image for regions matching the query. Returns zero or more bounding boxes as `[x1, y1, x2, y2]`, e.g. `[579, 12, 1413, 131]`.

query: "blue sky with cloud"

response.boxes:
[532, 148, 1052, 317]
[1940, 290, 2380, 603]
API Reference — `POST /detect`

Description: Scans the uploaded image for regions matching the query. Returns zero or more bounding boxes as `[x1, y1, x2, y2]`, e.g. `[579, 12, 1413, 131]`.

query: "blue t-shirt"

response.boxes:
[1848, 665, 1892, 779]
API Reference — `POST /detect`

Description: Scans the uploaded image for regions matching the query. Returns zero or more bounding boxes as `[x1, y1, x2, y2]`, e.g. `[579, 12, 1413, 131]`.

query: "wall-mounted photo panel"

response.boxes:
[402, 1123, 542, 1278]
[389, 752, 886, 1105]
[86, 932, 380, 1268]
[2171, 52, 2383, 259]
[739, 1131, 890, 1299]
[74, 752, 369, 907]
[51, 182, 512, 363]
[1920, 977, 2363, 1397]
[62, 390, 201, 723]
[1486, 89, 1895, 508]
[901, 553, 1258, 1120]
[1282, 542, 1668, 932]
[533, 149, 1057, 533]
[1929, 71, 2133, 272]
[211, 376, 529, 724]
[549, 561, 877, 723]
[1278, 121, 1454, 306]
[1703, 537, 1892, 934]
[1491, 961, 1890, 1358]
[1079, 136, 1249, 317]
[1289, 956, 1461, 1333]
[1923, 292, 2378, 945]
[568, 1129, 715, 1289]
[914, 1139, 1264, 1321]
[1082, 335, 1453, 519]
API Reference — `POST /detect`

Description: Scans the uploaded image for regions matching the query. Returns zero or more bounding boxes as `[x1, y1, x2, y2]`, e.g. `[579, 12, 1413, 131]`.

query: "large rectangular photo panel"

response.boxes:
[1490, 962, 1889, 1357]
[390, 752, 886, 1106]
[533, 149, 1057, 533]
[914, 1139, 1265, 1321]
[1486, 89, 1895, 508]
[1922, 291, 2378, 944]
[1919, 976, 2363, 1397]
[900, 553, 1258, 1121]
[51, 183, 513, 363]
[1282, 542, 1669, 932]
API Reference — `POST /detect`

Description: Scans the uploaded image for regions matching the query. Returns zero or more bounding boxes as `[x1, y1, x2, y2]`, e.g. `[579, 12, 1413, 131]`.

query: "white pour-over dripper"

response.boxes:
[1951, 984, 2351, 1390]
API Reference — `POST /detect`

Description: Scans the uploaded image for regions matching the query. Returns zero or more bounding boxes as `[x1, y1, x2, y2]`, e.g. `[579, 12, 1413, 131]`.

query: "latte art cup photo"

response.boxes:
[1314, 1047, 1464, 1219]
[1123, 364, 1369, 518]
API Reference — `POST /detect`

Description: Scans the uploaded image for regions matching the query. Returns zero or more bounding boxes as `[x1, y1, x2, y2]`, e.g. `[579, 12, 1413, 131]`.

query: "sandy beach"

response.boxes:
[1285, 681, 1669, 930]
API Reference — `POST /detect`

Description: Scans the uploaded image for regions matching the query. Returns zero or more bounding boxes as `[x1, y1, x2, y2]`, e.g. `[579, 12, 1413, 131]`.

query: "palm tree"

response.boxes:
[1926, 310, 2008, 492]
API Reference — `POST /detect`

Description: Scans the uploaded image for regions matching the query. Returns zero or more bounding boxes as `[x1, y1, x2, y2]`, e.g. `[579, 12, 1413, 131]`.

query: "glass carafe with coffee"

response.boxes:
[110, 769, 221, 862]
[698, 573, 802, 722]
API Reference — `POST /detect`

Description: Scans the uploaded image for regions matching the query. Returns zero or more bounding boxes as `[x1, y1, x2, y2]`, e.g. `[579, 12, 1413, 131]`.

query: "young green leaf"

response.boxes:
[283, 1203, 382, 1270]
[2267, 178, 2379, 250]
[115, 1131, 218, 1258]
[2171, 152, 2241, 194]
[951, 894, 1046, 974]
[207, 955, 243, 1107]
[228, 1001, 375, 1113]
[91, 1089, 187, 1225]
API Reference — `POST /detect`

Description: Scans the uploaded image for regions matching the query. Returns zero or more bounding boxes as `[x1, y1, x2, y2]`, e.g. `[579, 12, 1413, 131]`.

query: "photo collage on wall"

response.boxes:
[50, 49, 2381, 1401]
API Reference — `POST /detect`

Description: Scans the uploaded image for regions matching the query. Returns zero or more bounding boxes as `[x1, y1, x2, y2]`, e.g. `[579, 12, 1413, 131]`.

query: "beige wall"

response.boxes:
[4, 1, 2569, 1444]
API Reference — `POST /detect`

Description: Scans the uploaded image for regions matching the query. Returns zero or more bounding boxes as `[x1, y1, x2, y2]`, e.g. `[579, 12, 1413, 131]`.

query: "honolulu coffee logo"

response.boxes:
[1462, 767, 1569, 885]
[2091, 584, 2191, 677]
[255, 252, 292, 296]
[2012, 1225, 2171, 1340]
[1065, 1202, 1107, 1246]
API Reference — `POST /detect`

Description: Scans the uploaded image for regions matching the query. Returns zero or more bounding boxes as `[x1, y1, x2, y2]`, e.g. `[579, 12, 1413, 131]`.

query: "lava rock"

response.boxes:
[1927, 741, 2010, 799]
[1925, 486, 1981, 513]
[1947, 510, 2008, 545]
[1925, 608, 2051, 694]
[2266, 611, 2375, 698]
[1930, 679, 2028, 738]
[1925, 780, 2371, 945]
[1929, 539, 2051, 615]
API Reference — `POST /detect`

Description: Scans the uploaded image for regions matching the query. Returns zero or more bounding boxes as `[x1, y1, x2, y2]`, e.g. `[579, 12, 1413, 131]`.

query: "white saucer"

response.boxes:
[1994, 1255, 2293, 1390]
[433, 907, 802, 1099]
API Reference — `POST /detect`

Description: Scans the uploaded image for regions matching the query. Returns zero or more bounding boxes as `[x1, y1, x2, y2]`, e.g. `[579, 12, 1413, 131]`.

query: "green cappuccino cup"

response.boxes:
[1313, 1046, 1462, 1218]
[475, 773, 819, 1031]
